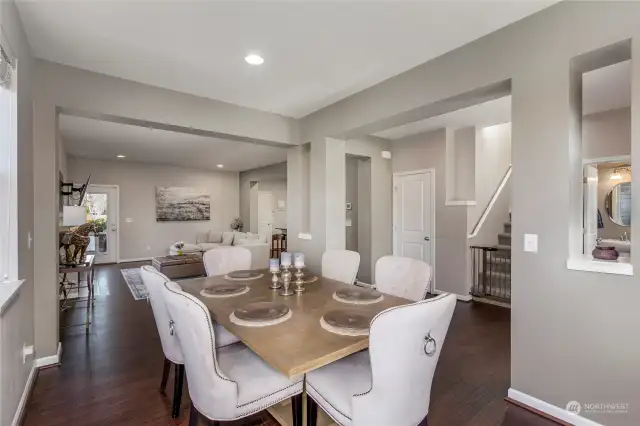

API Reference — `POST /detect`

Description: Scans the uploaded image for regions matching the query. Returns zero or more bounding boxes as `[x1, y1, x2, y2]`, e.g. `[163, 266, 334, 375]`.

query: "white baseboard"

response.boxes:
[35, 342, 62, 368]
[433, 289, 472, 302]
[118, 257, 152, 263]
[472, 296, 510, 308]
[508, 388, 603, 426]
[11, 361, 37, 426]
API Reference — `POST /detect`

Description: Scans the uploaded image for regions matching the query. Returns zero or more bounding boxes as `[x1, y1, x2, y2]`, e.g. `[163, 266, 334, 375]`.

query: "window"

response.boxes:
[0, 46, 16, 282]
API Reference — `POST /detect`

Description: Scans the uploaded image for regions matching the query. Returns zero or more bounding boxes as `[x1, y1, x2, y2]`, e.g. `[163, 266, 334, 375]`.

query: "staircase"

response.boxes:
[470, 219, 511, 307]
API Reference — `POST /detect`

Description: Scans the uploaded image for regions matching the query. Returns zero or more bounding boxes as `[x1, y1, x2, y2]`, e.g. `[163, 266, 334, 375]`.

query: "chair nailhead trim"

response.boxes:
[236, 381, 303, 408]
[352, 293, 451, 401]
[307, 383, 352, 421]
[165, 284, 235, 385]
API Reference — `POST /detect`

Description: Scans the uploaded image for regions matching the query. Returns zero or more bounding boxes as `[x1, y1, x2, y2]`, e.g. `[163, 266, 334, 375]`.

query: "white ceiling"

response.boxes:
[17, 0, 557, 118]
[376, 60, 631, 140]
[60, 115, 288, 172]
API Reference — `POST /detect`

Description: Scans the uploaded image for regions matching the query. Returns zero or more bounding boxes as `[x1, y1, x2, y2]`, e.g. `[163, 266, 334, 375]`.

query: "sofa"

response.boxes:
[170, 231, 271, 270]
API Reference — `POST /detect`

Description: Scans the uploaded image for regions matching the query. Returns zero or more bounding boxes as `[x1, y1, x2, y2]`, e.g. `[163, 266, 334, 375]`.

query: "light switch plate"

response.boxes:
[524, 234, 538, 253]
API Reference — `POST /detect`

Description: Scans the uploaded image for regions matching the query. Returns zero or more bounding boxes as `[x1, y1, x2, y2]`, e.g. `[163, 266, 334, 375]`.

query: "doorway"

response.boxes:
[83, 184, 119, 264]
[257, 191, 275, 237]
[393, 169, 435, 289]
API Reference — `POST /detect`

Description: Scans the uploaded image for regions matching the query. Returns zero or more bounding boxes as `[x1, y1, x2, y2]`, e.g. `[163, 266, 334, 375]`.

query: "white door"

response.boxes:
[583, 164, 598, 254]
[257, 191, 274, 237]
[83, 185, 119, 264]
[393, 170, 434, 268]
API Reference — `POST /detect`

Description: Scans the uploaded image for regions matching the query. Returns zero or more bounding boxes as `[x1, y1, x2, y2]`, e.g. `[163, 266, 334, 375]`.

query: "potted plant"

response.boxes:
[231, 217, 244, 232]
[174, 241, 185, 256]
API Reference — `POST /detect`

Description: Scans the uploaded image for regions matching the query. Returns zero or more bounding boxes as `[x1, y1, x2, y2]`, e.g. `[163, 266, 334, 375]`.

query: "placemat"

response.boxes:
[199, 284, 250, 298]
[224, 270, 264, 281]
[319, 310, 371, 336]
[229, 302, 292, 327]
[333, 287, 384, 305]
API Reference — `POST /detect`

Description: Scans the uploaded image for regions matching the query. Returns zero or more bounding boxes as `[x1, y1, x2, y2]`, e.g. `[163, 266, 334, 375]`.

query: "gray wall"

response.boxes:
[583, 107, 630, 160]
[452, 126, 475, 201]
[0, 2, 35, 425]
[392, 129, 469, 297]
[239, 162, 287, 233]
[467, 123, 512, 246]
[302, 3, 640, 423]
[67, 158, 239, 260]
[287, 136, 390, 280]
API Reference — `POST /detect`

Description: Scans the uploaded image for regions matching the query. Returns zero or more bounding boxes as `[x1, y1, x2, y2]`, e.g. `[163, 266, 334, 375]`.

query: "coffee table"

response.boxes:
[152, 254, 205, 279]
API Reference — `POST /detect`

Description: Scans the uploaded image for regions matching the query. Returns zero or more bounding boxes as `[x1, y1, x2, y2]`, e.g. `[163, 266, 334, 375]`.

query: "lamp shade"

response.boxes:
[63, 206, 86, 226]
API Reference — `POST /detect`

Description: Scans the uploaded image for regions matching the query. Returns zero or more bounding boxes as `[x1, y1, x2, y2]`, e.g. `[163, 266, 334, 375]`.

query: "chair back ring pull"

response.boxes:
[423, 333, 437, 356]
[169, 320, 175, 336]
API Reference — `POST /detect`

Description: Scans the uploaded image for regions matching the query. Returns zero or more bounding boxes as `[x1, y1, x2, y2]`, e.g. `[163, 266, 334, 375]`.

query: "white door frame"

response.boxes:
[86, 184, 120, 264]
[392, 168, 436, 293]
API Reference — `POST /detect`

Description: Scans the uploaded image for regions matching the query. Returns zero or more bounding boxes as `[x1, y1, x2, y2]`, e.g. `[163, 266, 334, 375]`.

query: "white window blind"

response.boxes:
[0, 46, 15, 282]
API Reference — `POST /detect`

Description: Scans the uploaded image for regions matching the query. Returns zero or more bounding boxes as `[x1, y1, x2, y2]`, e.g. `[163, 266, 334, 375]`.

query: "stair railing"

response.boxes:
[468, 165, 512, 239]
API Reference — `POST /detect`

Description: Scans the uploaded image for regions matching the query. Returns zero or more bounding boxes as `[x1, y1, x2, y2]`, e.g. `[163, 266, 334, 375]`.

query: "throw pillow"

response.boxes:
[247, 233, 261, 241]
[195, 231, 209, 244]
[208, 231, 222, 243]
[233, 232, 248, 245]
[221, 231, 235, 246]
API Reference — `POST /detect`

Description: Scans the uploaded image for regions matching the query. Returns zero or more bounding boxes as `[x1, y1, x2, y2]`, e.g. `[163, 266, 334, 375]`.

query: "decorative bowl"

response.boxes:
[592, 245, 619, 261]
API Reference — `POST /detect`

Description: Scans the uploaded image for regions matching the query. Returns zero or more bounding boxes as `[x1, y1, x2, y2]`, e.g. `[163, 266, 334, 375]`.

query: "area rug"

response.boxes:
[121, 268, 149, 301]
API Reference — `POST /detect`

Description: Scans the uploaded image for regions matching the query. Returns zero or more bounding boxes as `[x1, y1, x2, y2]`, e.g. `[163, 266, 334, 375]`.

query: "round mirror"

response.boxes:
[605, 182, 631, 227]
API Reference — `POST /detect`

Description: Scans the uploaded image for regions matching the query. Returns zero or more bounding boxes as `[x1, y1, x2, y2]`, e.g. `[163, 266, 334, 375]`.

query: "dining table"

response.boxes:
[179, 268, 412, 426]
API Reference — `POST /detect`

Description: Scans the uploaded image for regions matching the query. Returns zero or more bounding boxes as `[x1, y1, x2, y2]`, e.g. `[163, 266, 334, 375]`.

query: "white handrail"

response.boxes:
[468, 165, 512, 239]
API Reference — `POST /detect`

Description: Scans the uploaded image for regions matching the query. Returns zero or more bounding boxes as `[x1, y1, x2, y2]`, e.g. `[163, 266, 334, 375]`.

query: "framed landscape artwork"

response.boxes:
[156, 186, 211, 221]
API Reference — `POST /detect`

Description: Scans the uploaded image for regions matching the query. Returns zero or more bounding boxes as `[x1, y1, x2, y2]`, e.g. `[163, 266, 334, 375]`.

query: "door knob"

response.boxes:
[111, 226, 117, 231]
[424, 236, 430, 241]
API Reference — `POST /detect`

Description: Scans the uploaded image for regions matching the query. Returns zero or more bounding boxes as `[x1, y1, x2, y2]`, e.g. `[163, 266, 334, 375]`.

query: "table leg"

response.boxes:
[85, 269, 90, 333]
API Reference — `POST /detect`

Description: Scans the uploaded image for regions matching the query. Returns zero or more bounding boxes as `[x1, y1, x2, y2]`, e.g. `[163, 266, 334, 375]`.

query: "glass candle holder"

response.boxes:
[279, 265, 294, 296]
[294, 267, 306, 293]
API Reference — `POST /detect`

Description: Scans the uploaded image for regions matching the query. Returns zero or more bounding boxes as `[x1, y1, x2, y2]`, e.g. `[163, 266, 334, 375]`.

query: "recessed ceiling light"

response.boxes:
[245, 54, 264, 65]
[217, 164, 224, 168]
[117, 154, 126, 158]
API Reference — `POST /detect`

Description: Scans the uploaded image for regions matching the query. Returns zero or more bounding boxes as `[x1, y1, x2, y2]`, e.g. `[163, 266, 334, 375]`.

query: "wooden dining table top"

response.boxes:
[179, 270, 412, 379]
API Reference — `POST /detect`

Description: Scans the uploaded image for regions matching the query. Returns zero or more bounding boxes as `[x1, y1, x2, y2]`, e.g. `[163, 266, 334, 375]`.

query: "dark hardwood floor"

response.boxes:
[23, 262, 557, 426]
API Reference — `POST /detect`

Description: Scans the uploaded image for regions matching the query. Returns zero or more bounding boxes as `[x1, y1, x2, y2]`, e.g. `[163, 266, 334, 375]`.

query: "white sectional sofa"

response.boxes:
[170, 231, 271, 270]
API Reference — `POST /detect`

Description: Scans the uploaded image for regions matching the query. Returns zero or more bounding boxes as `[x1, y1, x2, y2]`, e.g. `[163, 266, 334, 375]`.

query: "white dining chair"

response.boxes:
[161, 281, 304, 426]
[321, 250, 360, 285]
[140, 266, 185, 419]
[374, 255, 433, 301]
[203, 246, 252, 277]
[202, 247, 253, 348]
[306, 293, 456, 426]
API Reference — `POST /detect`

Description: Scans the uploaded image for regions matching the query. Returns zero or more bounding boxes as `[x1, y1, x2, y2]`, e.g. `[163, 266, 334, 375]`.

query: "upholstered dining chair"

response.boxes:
[203, 246, 252, 277]
[305, 293, 456, 426]
[321, 250, 360, 285]
[162, 281, 304, 426]
[374, 255, 433, 301]
[140, 266, 185, 419]
[201, 247, 253, 348]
